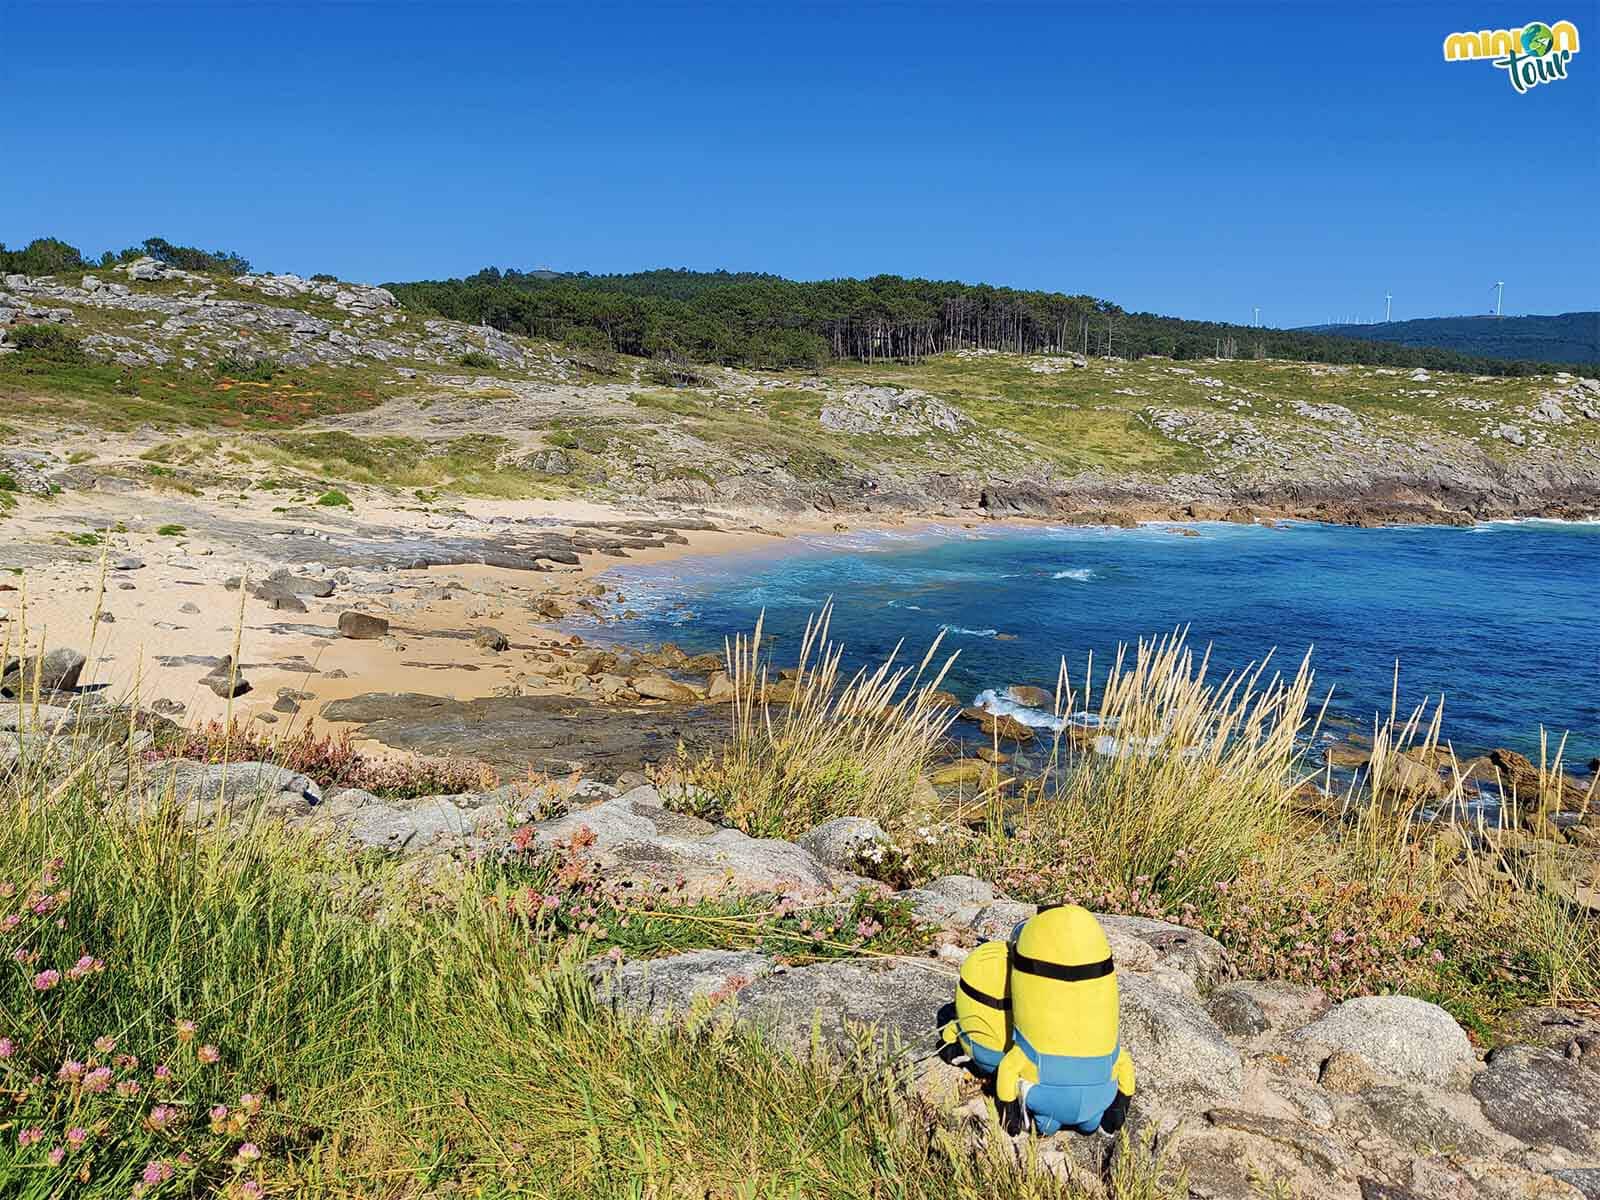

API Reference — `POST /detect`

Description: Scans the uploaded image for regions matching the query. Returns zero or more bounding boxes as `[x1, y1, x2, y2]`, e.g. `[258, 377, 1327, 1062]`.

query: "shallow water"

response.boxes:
[590, 520, 1600, 766]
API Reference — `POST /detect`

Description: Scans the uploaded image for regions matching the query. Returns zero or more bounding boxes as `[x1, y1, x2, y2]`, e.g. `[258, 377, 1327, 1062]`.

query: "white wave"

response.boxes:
[971, 690, 1113, 733]
[1052, 567, 1098, 582]
[941, 625, 999, 638]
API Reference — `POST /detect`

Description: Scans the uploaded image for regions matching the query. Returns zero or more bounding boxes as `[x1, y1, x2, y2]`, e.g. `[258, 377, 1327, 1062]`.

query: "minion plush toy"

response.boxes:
[994, 905, 1135, 1135]
[939, 940, 1011, 1072]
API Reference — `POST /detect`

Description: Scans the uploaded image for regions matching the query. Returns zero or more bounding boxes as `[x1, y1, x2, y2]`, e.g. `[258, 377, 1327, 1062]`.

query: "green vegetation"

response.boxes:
[0, 722, 1172, 1198]
[1301, 311, 1600, 367]
[391, 266, 1580, 375]
[676, 605, 957, 837]
[674, 618, 1598, 1031]
[155, 523, 186, 536]
[8, 323, 84, 361]
[0, 355, 394, 431]
[456, 350, 497, 369]
[0, 235, 249, 276]
[314, 489, 352, 507]
[213, 355, 277, 383]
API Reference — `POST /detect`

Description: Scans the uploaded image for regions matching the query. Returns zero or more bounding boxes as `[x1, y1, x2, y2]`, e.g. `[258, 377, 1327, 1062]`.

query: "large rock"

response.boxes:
[1118, 972, 1244, 1106]
[1, 648, 88, 696]
[895, 874, 998, 927]
[137, 760, 321, 823]
[1471, 1044, 1600, 1155]
[1207, 980, 1330, 1040]
[526, 788, 872, 899]
[306, 789, 505, 855]
[733, 958, 954, 1059]
[1290, 996, 1476, 1088]
[592, 948, 779, 1018]
[337, 611, 390, 639]
[318, 692, 719, 780]
[592, 950, 952, 1060]
[633, 674, 699, 702]
[1098, 914, 1231, 993]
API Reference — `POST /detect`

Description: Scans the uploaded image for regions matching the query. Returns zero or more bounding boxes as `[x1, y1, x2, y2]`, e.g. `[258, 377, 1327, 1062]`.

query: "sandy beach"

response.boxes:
[0, 481, 897, 746]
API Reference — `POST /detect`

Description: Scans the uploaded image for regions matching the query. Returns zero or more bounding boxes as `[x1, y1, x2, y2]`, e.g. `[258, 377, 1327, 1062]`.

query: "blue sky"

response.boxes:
[2, 1, 1595, 326]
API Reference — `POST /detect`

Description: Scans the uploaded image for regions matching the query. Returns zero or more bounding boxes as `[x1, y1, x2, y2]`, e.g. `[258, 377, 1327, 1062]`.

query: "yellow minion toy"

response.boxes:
[994, 905, 1135, 1135]
[938, 939, 1011, 1073]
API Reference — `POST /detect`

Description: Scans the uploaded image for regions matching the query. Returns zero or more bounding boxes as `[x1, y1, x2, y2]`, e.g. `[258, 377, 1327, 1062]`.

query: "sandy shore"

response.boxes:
[0, 485, 902, 744]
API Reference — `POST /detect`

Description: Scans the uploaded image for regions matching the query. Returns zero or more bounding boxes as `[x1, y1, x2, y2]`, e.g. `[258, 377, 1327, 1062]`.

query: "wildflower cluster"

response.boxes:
[1, 1016, 270, 1196]
[145, 719, 499, 799]
[496, 827, 928, 962]
[851, 835, 917, 890]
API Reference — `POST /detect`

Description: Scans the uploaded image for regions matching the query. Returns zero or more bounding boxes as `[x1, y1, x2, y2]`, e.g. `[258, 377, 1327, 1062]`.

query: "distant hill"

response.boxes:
[1298, 312, 1599, 367]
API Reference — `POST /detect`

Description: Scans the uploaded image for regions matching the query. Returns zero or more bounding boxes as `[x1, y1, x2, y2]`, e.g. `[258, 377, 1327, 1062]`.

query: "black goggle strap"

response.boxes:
[958, 976, 1010, 1011]
[1007, 940, 1114, 983]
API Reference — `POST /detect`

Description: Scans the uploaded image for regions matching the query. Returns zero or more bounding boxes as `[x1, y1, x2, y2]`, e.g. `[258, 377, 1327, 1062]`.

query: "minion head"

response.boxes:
[1007, 905, 1118, 1057]
[945, 939, 1011, 1058]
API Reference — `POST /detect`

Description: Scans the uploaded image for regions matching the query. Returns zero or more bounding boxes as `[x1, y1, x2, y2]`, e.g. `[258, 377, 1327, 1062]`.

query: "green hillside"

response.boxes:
[1299, 312, 1600, 368]
[388, 267, 1575, 377]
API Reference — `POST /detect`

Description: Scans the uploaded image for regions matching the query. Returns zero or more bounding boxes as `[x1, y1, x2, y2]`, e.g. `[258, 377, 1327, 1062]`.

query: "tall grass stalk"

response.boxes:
[1015, 630, 1319, 904]
[684, 602, 959, 836]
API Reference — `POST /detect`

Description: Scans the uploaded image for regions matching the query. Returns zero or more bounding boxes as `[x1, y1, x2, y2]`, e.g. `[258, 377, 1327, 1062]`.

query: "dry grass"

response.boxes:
[673, 602, 959, 837]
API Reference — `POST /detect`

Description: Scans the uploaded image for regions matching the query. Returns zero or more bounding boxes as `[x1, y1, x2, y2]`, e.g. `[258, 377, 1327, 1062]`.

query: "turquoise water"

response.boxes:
[592, 520, 1600, 766]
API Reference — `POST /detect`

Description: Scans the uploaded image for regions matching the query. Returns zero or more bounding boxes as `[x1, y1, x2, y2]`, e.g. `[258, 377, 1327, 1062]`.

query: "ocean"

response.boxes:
[590, 520, 1600, 767]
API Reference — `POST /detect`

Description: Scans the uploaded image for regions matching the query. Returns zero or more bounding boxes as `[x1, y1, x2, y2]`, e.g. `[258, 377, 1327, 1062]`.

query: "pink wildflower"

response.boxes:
[238, 1093, 262, 1115]
[66, 955, 104, 981]
[210, 1104, 229, 1123]
[174, 1020, 196, 1043]
[47, 1146, 64, 1166]
[235, 1142, 261, 1162]
[117, 1079, 142, 1098]
[198, 1044, 220, 1065]
[142, 1159, 175, 1185]
[83, 1065, 113, 1094]
[154, 1062, 173, 1081]
[66, 1127, 87, 1148]
[57, 1058, 85, 1082]
[145, 1105, 176, 1131]
[93, 1035, 117, 1054]
[31, 969, 60, 991]
[0, 1037, 14, 1058]
[17, 1127, 43, 1147]
[1, 914, 19, 931]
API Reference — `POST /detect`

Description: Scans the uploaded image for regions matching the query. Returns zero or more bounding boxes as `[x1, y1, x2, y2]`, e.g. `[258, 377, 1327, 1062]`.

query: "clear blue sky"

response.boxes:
[2, 1, 1595, 326]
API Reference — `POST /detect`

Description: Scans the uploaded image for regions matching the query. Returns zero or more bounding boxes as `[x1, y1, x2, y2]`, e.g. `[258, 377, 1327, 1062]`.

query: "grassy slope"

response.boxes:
[0, 735, 1158, 1199]
[2, 268, 1590, 505]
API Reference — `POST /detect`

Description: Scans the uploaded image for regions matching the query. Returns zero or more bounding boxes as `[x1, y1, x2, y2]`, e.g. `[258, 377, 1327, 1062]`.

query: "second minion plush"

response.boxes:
[994, 905, 1135, 1135]
[938, 939, 1011, 1073]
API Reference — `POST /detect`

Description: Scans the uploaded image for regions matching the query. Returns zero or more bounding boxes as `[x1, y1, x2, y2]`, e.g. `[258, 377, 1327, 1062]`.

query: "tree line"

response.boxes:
[0, 236, 250, 277]
[388, 267, 1563, 376]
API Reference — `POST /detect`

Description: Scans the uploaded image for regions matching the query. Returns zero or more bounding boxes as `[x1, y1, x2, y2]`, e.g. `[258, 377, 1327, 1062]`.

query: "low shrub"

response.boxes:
[9, 324, 84, 362]
[212, 356, 277, 382]
[314, 489, 351, 507]
[456, 350, 497, 370]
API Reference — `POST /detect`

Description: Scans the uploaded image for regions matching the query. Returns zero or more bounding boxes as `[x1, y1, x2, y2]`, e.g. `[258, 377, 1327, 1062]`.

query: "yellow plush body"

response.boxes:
[994, 905, 1135, 1135]
[938, 939, 1010, 1072]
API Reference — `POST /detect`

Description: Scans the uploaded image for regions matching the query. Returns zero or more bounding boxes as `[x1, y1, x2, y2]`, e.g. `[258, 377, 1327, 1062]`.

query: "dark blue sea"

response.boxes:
[587, 520, 1600, 767]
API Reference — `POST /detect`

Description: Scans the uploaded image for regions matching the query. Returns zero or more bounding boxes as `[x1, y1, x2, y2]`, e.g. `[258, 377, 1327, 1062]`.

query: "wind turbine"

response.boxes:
[1492, 281, 1505, 317]
[1384, 291, 1392, 323]
[1253, 305, 1260, 327]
